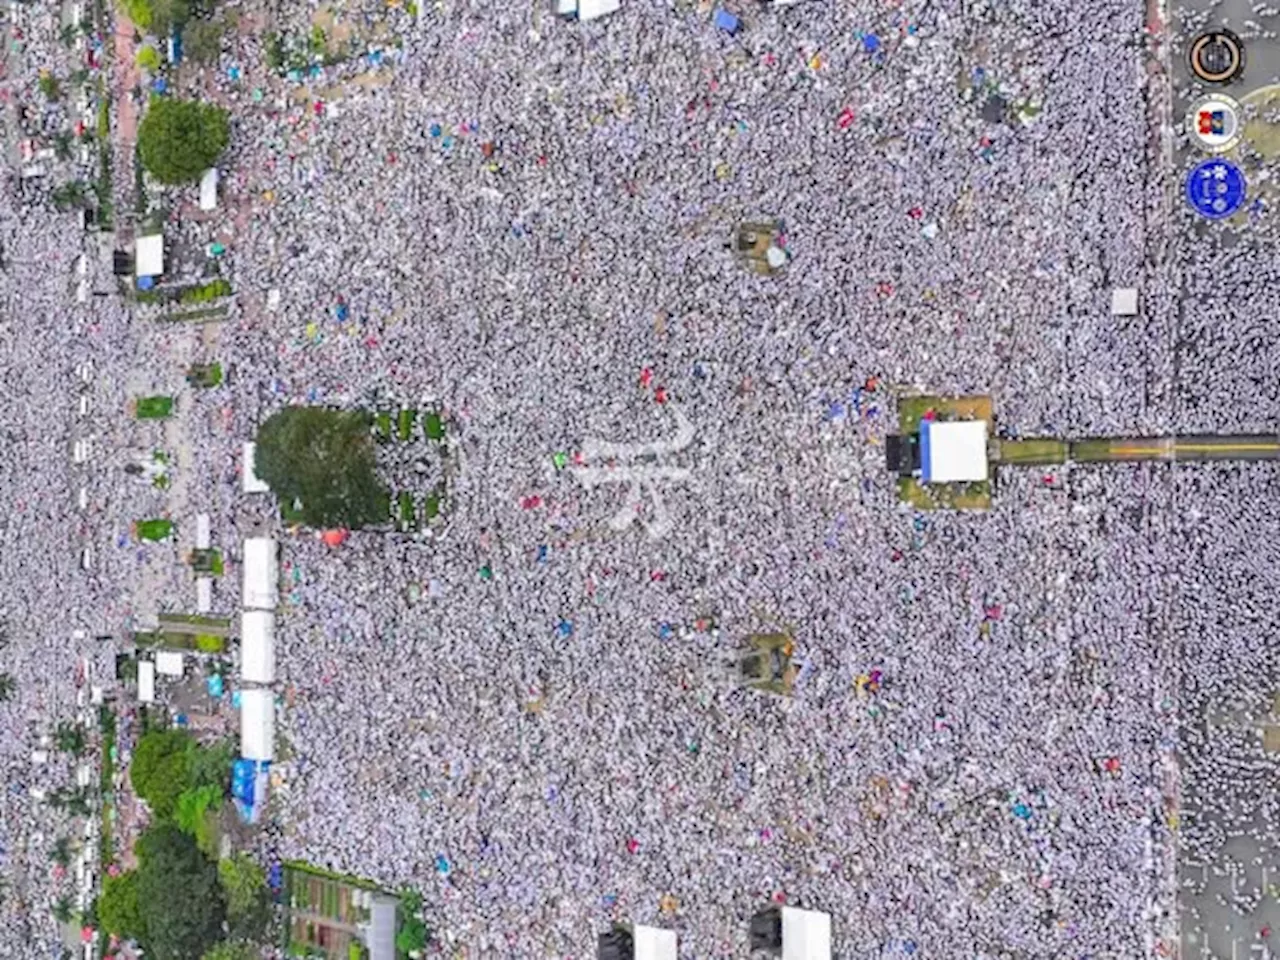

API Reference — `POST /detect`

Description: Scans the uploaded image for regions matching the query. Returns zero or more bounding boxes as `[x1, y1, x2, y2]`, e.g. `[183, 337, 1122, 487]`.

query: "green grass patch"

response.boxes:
[424, 410, 444, 442]
[396, 409, 416, 442]
[157, 612, 232, 628]
[186, 362, 223, 388]
[373, 411, 393, 443]
[135, 395, 174, 419]
[995, 438, 1068, 466]
[136, 518, 173, 541]
[133, 630, 228, 653]
[397, 491, 416, 530]
[897, 477, 992, 511]
[158, 305, 230, 324]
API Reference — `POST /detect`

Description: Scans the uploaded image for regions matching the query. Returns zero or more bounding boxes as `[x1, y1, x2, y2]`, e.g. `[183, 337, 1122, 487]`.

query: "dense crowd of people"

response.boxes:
[4, 0, 1280, 955]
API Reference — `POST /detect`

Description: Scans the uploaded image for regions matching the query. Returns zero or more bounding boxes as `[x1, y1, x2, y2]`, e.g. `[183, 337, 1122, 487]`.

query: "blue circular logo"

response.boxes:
[1185, 159, 1247, 219]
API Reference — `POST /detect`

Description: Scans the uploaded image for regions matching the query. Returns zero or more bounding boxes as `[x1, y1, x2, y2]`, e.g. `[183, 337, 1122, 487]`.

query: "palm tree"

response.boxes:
[52, 895, 73, 924]
[53, 131, 72, 161]
[0, 673, 13, 700]
[51, 838, 72, 868]
[54, 722, 84, 755]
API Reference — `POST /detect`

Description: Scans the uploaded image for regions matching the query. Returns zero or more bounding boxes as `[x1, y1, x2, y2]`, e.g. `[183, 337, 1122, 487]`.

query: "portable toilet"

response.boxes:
[749, 906, 832, 960]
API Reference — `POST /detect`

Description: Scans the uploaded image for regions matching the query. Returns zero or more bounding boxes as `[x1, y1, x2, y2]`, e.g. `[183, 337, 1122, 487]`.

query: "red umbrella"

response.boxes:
[320, 529, 348, 547]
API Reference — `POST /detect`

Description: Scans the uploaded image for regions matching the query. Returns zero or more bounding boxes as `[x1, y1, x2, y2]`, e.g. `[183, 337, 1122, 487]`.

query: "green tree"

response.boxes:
[255, 407, 390, 530]
[120, 0, 187, 35]
[217, 854, 269, 940]
[48, 786, 92, 816]
[52, 131, 73, 160]
[130, 729, 194, 819]
[182, 18, 224, 64]
[98, 871, 144, 940]
[187, 739, 234, 791]
[51, 181, 89, 211]
[38, 73, 61, 100]
[0, 673, 12, 700]
[52, 895, 74, 924]
[136, 44, 161, 70]
[137, 97, 229, 185]
[55, 722, 85, 755]
[50, 837, 73, 867]
[397, 889, 427, 954]
[135, 825, 225, 960]
[201, 942, 256, 960]
[174, 783, 222, 854]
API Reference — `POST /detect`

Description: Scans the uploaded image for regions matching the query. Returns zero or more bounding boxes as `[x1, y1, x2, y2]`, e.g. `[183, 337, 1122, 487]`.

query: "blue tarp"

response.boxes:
[714, 9, 740, 32]
[919, 419, 933, 482]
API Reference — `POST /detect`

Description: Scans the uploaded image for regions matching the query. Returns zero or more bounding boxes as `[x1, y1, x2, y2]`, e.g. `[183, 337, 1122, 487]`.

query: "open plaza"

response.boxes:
[4, 0, 1280, 957]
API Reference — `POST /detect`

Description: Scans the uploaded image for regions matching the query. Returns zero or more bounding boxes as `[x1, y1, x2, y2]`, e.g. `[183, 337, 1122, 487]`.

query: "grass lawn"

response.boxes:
[896, 394, 993, 435]
[157, 612, 232, 629]
[159, 305, 230, 324]
[135, 396, 174, 420]
[424, 489, 442, 520]
[396, 408, 417, 442]
[424, 410, 444, 442]
[281, 497, 307, 525]
[373, 411, 393, 443]
[397, 491, 416, 530]
[995, 438, 1068, 466]
[897, 477, 992, 510]
[136, 518, 173, 541]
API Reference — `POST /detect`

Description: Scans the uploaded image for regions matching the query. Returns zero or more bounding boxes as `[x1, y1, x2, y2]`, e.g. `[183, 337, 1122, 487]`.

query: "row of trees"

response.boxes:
[97, 728, 269, 959]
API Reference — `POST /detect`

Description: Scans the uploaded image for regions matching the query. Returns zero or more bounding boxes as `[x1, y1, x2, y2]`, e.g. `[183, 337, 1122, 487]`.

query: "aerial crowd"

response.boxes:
[4, 0, 1280, 955]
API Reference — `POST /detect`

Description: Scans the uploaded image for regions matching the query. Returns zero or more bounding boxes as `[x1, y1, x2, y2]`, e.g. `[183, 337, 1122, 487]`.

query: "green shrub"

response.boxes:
[424, 411, 444, 442]
[136, 518, 174, 541]
[136, 45, 161, 70]
[396, 409, 416, 442]
[135, 395, 175, 419]
[194, 634, 225, 653]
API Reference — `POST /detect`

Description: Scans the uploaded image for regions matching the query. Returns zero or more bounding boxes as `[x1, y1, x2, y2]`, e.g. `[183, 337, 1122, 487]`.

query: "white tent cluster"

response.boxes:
[237, 536, 278, 821]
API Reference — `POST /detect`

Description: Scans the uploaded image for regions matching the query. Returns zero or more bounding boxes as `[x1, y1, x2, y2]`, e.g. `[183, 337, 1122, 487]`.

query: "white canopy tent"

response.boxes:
[242, 441, 270, 494]
[155, 651, 184, 677]
[137, 660, 156, 703]
[781, 907, 832, 960]
[198, 167, 219, 211]
[135, 233, 164, 279]
[240, 610, 276, 685]
[239, 688, 275, 762]
[633, 925, 678, 960]
[242, 537, 279, 610]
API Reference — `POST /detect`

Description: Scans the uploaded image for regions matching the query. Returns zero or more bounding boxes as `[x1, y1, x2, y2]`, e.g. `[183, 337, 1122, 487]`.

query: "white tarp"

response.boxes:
[242, 537, 278, 610]
[196, 513, 211, 549]
[561, 0, 619, 19]
[199, 168, 219, 211]
[137, 661, 156, 703]
[781, 907, 832, 960]
[922, 420, 989, 484]
[241, 610, 276, 685]
[242, 441, 270, 494]
[135, 233, 164, 278]
[155, 651, 184, 677]
[196, 577, 212, 613]
[634, 925, 678, 960]
[239, 688, 274, 761]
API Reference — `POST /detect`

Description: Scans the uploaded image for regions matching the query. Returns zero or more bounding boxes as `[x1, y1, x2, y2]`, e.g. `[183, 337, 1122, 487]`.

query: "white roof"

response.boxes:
[242, 537, 278, 610]
[923, 420, 989, 484]
[196, 577, 212, 613]
[135, 233, 164, 278]
[198, 167, 219, 211]
[239, 688, 275, 761]
[242, 441, 271, 494]
[633, 925, 678, 960]
[1111, 287, 1138, 316]
[195, 513, 211, 549]
[241, 610, 276, 684]
[781, 907, 832, 960]
[155, 651, 184, 677]
[576, 0, 620, 20]
[137, 661, 156, 703]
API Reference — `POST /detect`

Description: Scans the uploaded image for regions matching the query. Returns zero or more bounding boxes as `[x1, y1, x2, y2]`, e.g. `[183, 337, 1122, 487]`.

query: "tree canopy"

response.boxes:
[135, 825, 226, 960]
[119, 0, 189, 36]
[98, 871, 144, 940]
[137, 97, 229, 184]
[217, 853, 269, 940]
[200, 943, 256, 960]
[130, 729, 194, 818]
[255, 407, 389, 529]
